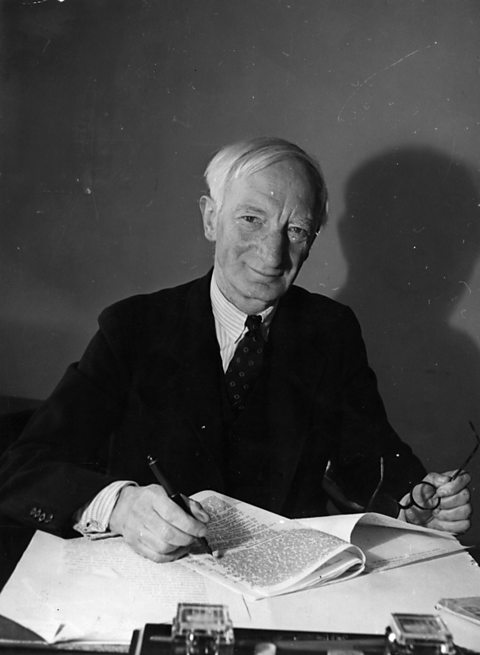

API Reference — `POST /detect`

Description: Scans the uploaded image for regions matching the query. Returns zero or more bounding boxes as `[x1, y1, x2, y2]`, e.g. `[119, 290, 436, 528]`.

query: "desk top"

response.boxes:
[0, 524, 479, 655]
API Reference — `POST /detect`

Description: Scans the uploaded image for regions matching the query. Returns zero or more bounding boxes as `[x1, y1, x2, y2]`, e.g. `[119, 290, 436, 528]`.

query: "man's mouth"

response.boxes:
[248, 266, 284, 279]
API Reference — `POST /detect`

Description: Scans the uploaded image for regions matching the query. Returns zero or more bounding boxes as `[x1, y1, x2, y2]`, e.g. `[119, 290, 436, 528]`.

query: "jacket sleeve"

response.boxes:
[327, 306, 426, 515]
[0, 302, 137, 537]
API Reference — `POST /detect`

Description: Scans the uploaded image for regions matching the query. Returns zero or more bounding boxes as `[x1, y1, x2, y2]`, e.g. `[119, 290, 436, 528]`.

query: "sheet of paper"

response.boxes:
[0, 532, 251, 643]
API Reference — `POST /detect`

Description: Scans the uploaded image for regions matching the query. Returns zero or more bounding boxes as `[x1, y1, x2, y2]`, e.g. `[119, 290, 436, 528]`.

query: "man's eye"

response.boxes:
[287, 225, 310, 243]
[240, 215, 261, 225]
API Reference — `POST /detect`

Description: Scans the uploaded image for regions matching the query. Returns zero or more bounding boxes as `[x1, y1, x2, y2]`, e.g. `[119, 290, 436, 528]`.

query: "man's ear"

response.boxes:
[199, 195, 217, 242]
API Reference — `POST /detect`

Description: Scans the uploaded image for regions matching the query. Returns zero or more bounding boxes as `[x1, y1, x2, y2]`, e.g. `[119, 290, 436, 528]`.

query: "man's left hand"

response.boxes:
[403, 471, 471, 533]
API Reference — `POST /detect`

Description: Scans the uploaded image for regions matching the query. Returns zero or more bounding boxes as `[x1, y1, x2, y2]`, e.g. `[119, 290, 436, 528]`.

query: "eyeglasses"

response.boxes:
[365, 421, 479, 516]
[450, 420, 479, 480]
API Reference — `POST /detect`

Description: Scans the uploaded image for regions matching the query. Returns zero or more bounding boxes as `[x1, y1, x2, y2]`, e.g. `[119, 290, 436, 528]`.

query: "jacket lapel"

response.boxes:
[138, 272, 227, 491]
[175, 273, 228, 478]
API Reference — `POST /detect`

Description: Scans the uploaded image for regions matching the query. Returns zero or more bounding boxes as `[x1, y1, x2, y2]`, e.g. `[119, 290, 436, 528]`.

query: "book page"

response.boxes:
[298, 512, 462, 571]
[351, 524, 464, 571]
[183, 492, 364, 598]
[299, 511, 458, 542]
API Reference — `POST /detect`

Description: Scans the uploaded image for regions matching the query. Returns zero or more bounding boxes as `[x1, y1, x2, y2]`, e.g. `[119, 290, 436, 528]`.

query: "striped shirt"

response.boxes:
[210, 272, 275, 371]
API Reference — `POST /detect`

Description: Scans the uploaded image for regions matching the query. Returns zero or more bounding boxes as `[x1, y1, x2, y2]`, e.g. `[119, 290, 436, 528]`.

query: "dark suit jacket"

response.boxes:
[0, 272, 425, 536]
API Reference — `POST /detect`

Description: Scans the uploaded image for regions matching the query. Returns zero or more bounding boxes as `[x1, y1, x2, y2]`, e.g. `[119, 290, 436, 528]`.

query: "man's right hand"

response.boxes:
[108, 484, 210, 562]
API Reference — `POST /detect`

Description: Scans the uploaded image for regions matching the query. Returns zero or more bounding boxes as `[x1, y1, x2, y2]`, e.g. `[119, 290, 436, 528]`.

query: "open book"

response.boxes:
[179, 490, 464, 599]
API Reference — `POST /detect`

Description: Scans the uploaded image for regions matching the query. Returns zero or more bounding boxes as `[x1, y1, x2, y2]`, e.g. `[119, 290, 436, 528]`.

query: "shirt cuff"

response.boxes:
[73, 480, 137, 539]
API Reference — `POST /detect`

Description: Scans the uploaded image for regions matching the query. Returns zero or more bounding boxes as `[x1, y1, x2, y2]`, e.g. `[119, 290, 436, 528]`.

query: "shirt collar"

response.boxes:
[210, 271, 276, 342]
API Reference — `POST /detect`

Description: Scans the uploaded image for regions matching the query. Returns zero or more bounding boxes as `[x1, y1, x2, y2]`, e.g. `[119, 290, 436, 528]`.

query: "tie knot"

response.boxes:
[245, 315, 262, 332]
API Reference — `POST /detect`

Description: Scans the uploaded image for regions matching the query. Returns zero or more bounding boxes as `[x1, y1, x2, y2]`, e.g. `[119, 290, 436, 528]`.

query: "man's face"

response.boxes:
[200, 160, 318, 314]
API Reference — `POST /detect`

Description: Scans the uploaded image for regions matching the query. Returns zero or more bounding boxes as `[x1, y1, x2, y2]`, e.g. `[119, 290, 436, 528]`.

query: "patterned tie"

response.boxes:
[225, 315, 265, 411]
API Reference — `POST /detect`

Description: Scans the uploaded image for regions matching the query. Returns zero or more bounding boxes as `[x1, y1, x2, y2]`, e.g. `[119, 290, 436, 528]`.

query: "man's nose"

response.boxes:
[257, 229, 289, 268]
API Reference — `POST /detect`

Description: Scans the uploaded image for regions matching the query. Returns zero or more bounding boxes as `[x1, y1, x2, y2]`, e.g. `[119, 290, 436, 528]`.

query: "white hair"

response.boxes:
[204, 137, 328, 228]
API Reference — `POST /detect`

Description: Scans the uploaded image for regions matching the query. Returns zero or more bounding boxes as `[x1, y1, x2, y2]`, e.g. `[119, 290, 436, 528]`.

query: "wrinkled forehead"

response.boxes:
[225, 158, 317, 210]
[229, 155, 315, 191]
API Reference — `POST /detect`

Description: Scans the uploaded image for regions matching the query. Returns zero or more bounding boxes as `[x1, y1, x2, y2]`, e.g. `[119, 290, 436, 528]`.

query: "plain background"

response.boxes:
[1, 0, 479, 545]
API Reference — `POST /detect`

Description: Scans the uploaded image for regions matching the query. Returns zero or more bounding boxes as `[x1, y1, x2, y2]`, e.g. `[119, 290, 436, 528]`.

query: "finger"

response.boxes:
[404, 506, 436, 527]
[185, 497, 210, 523]
[436, 472, 471, 498]
[426, 516, 471, 534]
[128, 537, 190, 563]
[422, 471, 451, 488]
[149, 487, 208, 538]
[140, 508, 203, 550]
[410, 482, 440, 509]
[434, 487, 470, 510]
[129, 517, 196, 557]
[433, 503, 472, 522]
[422, 471, 470, 497]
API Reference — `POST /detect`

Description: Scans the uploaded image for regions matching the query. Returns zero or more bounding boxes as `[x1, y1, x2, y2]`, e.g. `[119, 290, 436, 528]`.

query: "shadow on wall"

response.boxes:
[336, 147, 480, 476]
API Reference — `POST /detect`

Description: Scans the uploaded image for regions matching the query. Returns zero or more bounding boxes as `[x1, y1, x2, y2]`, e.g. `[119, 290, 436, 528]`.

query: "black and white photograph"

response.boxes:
[0, 1, 479, 652]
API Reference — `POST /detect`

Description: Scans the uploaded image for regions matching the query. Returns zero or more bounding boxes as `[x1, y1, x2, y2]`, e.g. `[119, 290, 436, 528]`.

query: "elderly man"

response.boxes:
[0, 137, 471, 563]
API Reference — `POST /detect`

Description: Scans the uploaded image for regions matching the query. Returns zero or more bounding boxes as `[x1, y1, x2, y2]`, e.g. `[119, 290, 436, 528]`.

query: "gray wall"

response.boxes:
[2, 0, 480, 544]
